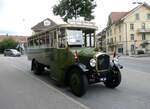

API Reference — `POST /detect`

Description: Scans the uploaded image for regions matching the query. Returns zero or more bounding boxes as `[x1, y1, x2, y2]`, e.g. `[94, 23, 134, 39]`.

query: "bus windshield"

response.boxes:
[66, 29, 95, 47]
[66, 29, 83, 46]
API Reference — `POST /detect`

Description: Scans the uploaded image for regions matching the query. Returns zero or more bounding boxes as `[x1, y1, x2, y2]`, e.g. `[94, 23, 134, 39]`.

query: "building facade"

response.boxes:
[104, 3, 150, 55]
[96, 28, 106, 52]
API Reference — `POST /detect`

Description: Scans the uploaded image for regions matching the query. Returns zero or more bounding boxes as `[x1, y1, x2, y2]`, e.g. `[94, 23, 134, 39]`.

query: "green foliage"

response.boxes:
[53, 0, 96, 22]
[0, 38, 18, 52]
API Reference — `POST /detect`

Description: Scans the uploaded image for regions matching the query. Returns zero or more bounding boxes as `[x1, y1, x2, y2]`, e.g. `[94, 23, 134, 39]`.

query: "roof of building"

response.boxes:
[31, 18, 57, 32]
[98, 2, 150, 37]
[108, 2, 150, 24]
[109, 12, 129, 23]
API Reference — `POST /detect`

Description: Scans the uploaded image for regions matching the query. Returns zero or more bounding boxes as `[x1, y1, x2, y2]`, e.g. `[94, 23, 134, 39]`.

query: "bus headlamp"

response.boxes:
[90, 58, 96, 67]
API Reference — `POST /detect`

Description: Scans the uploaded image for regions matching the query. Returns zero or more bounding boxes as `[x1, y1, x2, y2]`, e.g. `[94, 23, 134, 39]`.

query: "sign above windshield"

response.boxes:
[67, 19, 95, 26]
[66, 30, 83, 45]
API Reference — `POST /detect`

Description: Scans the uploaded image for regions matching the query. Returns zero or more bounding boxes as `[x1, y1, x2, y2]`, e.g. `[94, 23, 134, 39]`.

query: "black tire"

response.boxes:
[104, 67, 121, 88]
[32, 60, 44, 75]
[69, 68, 88, 97]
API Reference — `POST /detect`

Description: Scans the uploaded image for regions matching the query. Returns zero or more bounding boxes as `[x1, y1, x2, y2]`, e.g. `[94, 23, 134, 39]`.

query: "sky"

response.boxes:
[0, 0, 149, 36]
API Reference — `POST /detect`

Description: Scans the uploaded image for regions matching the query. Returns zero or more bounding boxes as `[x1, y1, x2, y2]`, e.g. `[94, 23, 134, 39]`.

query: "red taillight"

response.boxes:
[74, 50, 79, 62]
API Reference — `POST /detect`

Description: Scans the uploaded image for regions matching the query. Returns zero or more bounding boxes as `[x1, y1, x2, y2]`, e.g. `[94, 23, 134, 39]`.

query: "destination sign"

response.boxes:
[67, 19, 95, 26]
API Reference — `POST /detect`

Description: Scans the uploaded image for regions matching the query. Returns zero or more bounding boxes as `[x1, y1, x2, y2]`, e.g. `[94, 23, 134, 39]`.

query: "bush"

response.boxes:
[0, 38, 18, 53]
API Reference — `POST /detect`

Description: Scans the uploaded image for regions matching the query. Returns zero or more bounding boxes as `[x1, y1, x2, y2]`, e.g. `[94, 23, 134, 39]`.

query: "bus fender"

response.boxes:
[67, 63, 89, 74]
[65, 63, 89, 85]
[77, 63, 89, 72]
[110, 60, 123, 70]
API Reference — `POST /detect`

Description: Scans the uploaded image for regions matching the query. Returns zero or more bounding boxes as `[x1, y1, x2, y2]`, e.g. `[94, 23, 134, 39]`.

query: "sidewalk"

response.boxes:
[119, 54, 150, 61]
[129, 54, 150, 57]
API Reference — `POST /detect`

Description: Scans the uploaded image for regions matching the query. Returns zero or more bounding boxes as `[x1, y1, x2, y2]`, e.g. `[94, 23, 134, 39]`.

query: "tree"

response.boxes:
[53, 0, 96, 22]
[0, 38, 18, 52]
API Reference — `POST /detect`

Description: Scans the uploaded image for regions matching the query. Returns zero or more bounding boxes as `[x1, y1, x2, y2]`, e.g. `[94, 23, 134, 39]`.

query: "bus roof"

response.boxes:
[30, 23, 98, 37]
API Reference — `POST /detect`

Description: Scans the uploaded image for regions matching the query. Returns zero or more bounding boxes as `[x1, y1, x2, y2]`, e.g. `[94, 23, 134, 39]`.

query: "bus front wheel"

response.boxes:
[104, 68, 121, 88]
[69, 68, 88, 97]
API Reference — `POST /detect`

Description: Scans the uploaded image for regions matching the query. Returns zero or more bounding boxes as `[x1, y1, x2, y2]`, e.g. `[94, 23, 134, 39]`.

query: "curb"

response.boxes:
[129, 54, 150, 57]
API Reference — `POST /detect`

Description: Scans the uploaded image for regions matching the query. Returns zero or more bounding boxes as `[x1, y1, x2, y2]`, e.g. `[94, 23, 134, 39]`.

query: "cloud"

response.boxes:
[0, 0, 59, 35]
[0, 0, 150, 35]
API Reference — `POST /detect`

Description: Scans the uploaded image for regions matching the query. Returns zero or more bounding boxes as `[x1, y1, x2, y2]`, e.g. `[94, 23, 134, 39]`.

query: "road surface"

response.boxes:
[0, 55, 150, 109]
[0, 55, 89, 109]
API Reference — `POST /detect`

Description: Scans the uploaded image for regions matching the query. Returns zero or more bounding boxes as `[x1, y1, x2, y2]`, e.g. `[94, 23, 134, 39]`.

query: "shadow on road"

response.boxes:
[29, 70, 122, 99]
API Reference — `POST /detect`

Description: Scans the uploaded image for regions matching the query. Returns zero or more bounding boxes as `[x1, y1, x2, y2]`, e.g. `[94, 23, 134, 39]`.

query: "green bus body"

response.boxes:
[27, 23, 98, 84]
[27, 47, 96, 84]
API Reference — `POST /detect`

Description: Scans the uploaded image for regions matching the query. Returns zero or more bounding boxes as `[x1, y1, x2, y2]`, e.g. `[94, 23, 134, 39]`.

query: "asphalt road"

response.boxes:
[60, 56, 150, 109]
[0, 55, 150, 109]
[120, 56, 150, 73]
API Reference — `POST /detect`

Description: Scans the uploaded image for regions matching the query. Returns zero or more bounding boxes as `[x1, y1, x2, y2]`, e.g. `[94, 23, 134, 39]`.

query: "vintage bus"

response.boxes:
[27, 21, 122, 97]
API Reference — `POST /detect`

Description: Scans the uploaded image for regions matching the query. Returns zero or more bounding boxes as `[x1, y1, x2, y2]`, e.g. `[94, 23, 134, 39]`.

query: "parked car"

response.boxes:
[4, 49, 21, 57]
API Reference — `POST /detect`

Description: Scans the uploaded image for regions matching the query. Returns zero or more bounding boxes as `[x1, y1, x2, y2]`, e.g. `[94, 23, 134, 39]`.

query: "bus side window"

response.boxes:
[30, 40, 34, 47]
[34, 39, 39, 47]
[39, 39, 42, 46]
[84, 33, 95, 47]
[91, 34, 94, 47]
[86, 34, 90, 47]
[42, 36, 46, 47]
[50, 33, 54, 47]
[28, 39, 30, 47]
[54, 31, 57, 48]
[58, 29, 65, 48]
[46, 35, 49, 47]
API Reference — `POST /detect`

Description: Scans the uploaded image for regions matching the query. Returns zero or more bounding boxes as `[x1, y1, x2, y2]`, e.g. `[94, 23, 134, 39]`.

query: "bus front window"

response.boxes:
[66, 29, 83, 47]
[66, 29, 95, 47]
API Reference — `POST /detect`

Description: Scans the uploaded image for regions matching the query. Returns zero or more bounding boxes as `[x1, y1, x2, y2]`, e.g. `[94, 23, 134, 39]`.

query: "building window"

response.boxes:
[110, 29, 112, 36]
[131, 44, 135, 54]
[110, 38, 113, 43]
[119, 25, 121, 32]
[119, 35, 121, 42]
[141, 23, 145, 29]
[107, 39, 109, 44]
[107, 31, 109, 36]
[130, 34, 134, 40]
[147, 13, 150, 20]
[130, 24, 134, 30]
[114, 28, 116, 34]
[142, 33, 146, 40]
[114, 37, 116, 43]
[135, 13, 140, 20]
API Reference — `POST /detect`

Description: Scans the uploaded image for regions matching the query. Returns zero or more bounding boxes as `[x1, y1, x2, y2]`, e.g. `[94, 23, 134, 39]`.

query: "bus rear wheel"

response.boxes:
[69, 68, 88, 97]
[32, 60, 44, 75]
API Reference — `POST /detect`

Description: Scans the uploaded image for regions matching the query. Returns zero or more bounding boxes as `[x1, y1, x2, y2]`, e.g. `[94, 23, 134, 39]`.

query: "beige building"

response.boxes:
[104, 3, 150, 55]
